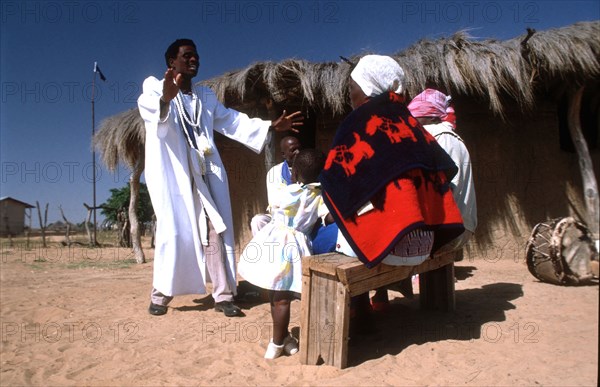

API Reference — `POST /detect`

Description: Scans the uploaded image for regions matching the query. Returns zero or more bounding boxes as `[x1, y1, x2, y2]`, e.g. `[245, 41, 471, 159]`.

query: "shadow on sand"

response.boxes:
[347, 282, 524, 367]
[172, 277, 523, 368]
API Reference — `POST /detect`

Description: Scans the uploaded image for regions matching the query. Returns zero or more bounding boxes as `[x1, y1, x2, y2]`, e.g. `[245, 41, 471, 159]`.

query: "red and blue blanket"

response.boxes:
[319, 92, 464, 267]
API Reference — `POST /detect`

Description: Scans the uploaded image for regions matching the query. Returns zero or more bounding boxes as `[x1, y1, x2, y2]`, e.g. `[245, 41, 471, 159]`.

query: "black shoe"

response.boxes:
[214, 301, 242, 317]
[148, 302, 168, 316]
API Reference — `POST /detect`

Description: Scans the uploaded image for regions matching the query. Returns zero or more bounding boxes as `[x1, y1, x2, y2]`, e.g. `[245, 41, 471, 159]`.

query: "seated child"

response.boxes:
[238, 148, 326, 359]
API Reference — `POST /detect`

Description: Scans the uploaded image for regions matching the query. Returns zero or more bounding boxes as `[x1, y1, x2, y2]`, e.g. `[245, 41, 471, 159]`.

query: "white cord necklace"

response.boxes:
[174, 91, 201, 128]
[173, 90, 214, 157]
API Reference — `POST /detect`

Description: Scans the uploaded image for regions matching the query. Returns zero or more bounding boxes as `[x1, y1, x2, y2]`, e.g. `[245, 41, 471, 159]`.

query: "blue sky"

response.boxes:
[1, 0, 598, 225]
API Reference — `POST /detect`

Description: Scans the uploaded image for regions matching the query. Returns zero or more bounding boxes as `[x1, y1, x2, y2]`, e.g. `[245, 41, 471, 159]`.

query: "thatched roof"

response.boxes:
[203, 21, 599, 116]
[94, 108, 145, 171]
[95, 21, 599, 171]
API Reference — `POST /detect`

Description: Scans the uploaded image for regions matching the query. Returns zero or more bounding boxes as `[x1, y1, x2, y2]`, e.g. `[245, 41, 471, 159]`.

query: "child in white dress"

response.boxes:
[238, 149, 326, 359]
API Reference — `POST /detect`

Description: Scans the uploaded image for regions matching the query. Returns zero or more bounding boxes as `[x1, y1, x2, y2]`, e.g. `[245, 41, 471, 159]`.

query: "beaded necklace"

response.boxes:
[174, 91, 201, 129]
[172, 90, 213, 158]
[173, 91, 200, 151]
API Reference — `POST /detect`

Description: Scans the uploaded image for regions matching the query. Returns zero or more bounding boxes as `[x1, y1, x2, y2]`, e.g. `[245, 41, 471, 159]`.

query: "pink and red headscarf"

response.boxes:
[408, 88, 456, 129]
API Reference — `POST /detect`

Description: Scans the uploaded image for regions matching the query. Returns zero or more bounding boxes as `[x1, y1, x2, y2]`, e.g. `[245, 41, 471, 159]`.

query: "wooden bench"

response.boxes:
[299, 252, 456, 368]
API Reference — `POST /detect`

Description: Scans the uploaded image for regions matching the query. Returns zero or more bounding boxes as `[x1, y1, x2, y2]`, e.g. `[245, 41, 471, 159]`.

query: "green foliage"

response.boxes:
[101, 183, 154, 224]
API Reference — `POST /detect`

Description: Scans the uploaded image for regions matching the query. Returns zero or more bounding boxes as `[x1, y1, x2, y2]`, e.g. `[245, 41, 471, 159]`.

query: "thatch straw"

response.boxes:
[93, 108, 145, 171]
[95, 22, 599, 169]
[204, 21, 599, 116]
[523, 21, 600, 82]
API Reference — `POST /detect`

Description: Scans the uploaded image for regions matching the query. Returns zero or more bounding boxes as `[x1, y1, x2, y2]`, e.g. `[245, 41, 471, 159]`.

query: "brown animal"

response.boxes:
[325, 133, 375, 177]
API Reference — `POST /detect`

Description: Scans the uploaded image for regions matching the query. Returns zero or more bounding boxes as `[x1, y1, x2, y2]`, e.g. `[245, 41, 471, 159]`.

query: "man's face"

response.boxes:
[282, 139, 301, 163]
[169, 45, 199, 78]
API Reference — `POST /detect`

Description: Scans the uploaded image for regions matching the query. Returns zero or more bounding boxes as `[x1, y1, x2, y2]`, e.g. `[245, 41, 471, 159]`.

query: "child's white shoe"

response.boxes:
[283, 335, 299, 355]
[264, 339, 284, 359]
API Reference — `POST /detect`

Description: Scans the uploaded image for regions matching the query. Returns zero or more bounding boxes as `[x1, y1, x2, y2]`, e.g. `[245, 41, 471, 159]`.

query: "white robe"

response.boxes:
[423, 122, 477, 234]
[138, 76, 271, 296]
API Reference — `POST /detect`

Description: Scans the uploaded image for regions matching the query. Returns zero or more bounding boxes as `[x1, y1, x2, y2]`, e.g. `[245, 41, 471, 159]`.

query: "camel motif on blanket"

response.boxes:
[365, 115, 417, 143]
[407, 115, 437, 144]
[324, 132, 374, 177]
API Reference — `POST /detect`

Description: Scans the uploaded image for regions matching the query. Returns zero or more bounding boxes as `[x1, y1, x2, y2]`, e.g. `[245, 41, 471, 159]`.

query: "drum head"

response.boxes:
[526, 217, 598, 285]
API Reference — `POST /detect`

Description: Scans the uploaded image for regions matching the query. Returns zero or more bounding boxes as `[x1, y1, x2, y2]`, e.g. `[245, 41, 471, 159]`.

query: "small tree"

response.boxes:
[101, 183, 153, 225]
[83, 204, 102, 247]
[36, 201, 49, 248]
[101, 183, 153, 262]
[58, 205, 71, 247]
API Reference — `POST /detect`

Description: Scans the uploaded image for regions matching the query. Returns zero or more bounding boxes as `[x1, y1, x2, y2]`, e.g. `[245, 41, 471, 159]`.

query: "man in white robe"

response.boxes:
[139, 39, 302, 316]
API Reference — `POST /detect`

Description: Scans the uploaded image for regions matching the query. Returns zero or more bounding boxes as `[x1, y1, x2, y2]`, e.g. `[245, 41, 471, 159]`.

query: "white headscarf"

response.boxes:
[350, 55, 405, 97]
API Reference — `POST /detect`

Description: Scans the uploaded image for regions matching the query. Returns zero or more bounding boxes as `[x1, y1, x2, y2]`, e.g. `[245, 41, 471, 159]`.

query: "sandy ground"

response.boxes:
[0, 236, 597, 386]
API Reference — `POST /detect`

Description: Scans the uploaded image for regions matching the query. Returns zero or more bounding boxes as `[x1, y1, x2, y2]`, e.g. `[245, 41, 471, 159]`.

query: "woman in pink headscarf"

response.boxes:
[407, 88, 456, 129]
[408, 89, 477, 254]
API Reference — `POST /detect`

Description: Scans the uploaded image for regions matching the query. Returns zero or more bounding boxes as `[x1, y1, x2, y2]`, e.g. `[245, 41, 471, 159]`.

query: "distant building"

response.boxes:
[0, 197, 35, 236]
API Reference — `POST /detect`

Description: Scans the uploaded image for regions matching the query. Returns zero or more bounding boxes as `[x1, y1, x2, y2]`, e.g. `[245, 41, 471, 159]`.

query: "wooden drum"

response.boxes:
[526, 217, 598, 285]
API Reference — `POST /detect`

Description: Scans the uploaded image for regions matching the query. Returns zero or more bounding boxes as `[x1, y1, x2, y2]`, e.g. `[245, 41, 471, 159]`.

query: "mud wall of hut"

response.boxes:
[451, 96, 598, 262]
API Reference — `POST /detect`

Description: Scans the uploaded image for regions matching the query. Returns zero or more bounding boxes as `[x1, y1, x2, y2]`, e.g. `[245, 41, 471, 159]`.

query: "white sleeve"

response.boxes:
[137, 77, 170, 138]
[205, 88, 271, 154]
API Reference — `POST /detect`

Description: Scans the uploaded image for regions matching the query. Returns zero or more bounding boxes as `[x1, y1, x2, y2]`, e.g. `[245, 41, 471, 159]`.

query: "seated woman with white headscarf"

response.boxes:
[320, 54, 464, 268]
[319, 55, 465, 314]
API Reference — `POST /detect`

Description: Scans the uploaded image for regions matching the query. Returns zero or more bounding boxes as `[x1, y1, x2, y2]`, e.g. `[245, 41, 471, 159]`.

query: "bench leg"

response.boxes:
[333, 281, 350, 368]
[299, 272, 350, 368]
[419, 262, 455, 312]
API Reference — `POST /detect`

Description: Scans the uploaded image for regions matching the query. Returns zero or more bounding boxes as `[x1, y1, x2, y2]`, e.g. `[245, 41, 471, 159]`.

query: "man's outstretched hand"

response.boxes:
[162, 68, 183, 103]
[271, 110, 304, 133]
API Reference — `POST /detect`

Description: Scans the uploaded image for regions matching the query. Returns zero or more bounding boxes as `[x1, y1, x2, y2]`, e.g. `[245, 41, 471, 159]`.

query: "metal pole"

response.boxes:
[92, 64, 97, 246]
